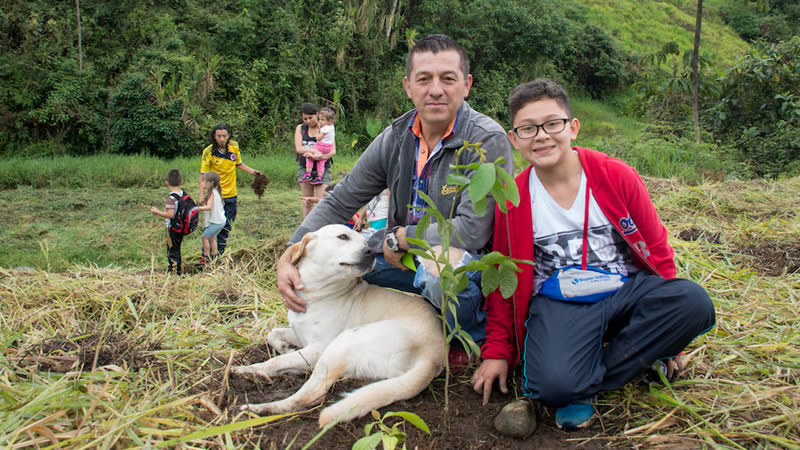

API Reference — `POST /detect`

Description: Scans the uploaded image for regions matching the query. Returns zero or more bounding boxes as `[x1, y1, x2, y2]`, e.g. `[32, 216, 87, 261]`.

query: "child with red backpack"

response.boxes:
[151, 169, 199, 275]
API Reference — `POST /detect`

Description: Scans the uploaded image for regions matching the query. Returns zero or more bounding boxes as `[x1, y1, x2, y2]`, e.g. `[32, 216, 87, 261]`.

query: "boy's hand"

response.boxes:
[665, 354, 685, 379]
[150, 206, 159, 216]
[472, 359, 509, 405]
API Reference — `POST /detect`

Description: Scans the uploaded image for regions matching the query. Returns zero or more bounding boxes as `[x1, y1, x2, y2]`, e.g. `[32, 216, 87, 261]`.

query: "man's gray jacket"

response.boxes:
[289, 101, 514, 253]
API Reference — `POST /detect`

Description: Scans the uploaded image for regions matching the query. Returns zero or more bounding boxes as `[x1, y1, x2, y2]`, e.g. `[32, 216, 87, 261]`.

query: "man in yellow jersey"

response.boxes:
[200, 124, 262, 255]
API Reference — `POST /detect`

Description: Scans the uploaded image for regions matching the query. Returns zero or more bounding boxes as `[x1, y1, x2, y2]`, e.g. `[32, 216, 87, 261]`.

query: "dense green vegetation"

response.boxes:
[1, 0, 797, 176]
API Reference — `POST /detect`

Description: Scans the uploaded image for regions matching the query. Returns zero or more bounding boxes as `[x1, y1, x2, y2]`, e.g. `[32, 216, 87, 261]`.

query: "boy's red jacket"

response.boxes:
[481, 147, 676, 368]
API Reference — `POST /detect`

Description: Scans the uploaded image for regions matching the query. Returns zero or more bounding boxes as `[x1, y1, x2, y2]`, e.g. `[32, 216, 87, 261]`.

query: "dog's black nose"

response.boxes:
[363, 247, 378, 257]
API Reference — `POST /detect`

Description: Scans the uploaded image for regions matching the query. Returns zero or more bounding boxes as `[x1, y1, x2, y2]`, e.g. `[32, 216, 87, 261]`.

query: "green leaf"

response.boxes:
[481, 265, 499, 297]
[498, 265, 519, 298]
[458, 260, 488, 272]
[452, 272, 469, 295]
[446, 173, 470, 186]
[490, 179, 507, 213]
[468, 163, 496, 205]
[497, 166, 520, 206]
[450, 162, 481, 170]
[382, 434, 400, 450]
[481, 251, 507, 266]
[160, 412, 301, 447]
[415, 214, 431, 239]
[472, 196, 487, 217]
[405, 237, 432, 250]
[416, 191, 444, 221]
[501, 260, 522, 273]
[353, 433, 382, 450]
[407, 248, 433, 260]
[385, 411, 431, 434]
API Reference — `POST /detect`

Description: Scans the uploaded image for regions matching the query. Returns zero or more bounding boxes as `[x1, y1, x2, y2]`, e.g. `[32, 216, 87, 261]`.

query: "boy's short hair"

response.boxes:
[405, 34, 470, 79]
[318, 106, 335, 122]
[508, 78, 573, 126]
[166, 169, 182, 187]
[301, 103, 318, 115]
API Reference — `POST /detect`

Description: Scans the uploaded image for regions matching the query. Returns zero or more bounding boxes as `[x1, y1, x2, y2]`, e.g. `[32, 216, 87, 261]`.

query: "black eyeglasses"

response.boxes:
[511, 118, 570, 139]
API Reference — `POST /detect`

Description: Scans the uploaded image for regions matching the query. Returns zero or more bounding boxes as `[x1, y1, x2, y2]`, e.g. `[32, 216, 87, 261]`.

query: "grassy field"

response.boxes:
[578, 0, 749, 67]
[1, 153, 798, 447]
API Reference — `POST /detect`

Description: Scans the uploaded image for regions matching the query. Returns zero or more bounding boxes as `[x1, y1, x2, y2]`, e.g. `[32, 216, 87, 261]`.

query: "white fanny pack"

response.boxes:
[539, 187, 628, 303]
[539, 266, 628, 303]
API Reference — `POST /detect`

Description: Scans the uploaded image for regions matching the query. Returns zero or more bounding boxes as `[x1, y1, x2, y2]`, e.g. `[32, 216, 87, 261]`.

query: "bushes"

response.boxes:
[710, 37, 800, 177]
[108, 73, 195, 157]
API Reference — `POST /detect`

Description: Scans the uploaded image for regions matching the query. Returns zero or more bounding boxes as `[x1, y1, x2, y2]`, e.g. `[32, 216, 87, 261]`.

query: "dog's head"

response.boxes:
[289, 224, 378, 280]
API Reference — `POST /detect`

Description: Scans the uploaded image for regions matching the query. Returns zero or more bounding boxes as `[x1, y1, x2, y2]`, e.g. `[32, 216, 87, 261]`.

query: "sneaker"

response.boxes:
[199, 256, 208, 265]
[311, 175, 323, 185]
[299, 173, 314, 182]
[447, 348, 471, 374]
[494, 399, 538, 438]
[555, 398, 595, 430]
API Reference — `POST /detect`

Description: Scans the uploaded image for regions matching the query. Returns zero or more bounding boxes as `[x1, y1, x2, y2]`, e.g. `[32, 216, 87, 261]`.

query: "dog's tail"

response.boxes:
[317, 355, 442, 427]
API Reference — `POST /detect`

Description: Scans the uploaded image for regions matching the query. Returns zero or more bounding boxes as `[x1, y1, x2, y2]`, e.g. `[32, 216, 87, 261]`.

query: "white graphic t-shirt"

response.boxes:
[529, 167, 639, 295]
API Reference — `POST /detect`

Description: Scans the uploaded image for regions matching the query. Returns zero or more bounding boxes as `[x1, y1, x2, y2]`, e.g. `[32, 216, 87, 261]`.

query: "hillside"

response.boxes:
[577, 0, 749, 67]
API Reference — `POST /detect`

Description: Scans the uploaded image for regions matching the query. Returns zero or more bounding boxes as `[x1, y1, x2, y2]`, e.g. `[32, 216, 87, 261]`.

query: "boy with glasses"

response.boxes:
[471, 78, 715, 435]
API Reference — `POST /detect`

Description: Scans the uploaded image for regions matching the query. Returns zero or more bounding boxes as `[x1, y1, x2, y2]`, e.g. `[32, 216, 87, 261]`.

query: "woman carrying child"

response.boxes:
[294, 103, 335, 218]
[198, 172, 225, 263]
[299, 106, 336, 185]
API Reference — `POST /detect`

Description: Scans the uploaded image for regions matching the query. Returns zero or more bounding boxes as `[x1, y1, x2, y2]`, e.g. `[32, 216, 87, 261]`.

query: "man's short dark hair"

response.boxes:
[405, 34, 470, 79]
[508, 78, 573, 127]
[300, 103, 318, 115]
[209, 123, 232, 148]
[166, 169, 182, 187]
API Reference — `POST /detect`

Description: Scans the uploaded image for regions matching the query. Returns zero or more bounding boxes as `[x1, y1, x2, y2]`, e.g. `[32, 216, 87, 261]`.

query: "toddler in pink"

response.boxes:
[301, 107, 335, 185]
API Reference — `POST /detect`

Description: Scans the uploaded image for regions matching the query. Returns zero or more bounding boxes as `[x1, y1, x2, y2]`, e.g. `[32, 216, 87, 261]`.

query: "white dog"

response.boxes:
[232, 224, 447, 427]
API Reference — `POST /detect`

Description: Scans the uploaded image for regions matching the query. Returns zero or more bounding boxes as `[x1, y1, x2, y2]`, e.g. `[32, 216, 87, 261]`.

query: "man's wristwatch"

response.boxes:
[385, 227, 402, 252]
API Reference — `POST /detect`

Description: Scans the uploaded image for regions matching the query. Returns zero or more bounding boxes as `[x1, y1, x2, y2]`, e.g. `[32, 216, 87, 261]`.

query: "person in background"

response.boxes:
[197, 171, 225, 263]
[150, 169, 185, 275]
[294, 104, 335, 218]
[200, 124, 262, 254]
[300, 106, 337, 185]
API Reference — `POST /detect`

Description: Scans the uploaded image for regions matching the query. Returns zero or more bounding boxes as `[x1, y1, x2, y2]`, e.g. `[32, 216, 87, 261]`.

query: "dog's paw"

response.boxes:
[270, 342, 294, 355]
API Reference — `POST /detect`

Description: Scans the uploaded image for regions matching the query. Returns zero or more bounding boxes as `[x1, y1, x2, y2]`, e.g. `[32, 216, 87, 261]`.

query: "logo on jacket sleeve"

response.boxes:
[618, 215, 637, 235]
[229, 153, 237, 161]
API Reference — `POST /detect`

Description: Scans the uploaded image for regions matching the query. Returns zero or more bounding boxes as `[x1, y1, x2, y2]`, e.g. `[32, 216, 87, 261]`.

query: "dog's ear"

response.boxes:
[289, 233, 315, 266]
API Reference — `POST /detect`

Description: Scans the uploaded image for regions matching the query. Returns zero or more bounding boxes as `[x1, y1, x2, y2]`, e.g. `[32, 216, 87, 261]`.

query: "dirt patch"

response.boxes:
[678, 228, 722, 244]
[202, 345, 600, 449]
[251, 173, 271, 201]
[23, 333, 163, 373]
[736, 242, 800, 276]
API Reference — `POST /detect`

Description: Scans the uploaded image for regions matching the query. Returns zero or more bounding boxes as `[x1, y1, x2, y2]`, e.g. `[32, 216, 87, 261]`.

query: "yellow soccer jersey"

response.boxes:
[200, 141, 242, 198]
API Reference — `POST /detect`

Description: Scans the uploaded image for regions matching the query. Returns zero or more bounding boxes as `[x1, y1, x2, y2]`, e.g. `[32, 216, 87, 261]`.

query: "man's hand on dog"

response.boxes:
[383, 226, 409, 270]
[278, 247, 308, 312]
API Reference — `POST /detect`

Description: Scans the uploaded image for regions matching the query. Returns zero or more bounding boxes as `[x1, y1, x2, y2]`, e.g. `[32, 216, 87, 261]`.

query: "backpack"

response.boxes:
[169, 192, 200, 235]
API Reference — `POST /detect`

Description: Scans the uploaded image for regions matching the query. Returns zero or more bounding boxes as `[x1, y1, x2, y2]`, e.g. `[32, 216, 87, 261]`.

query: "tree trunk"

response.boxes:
[76, 0, 82, 72]
[691, 0, 703, 144]
[386, 0, 399, 41]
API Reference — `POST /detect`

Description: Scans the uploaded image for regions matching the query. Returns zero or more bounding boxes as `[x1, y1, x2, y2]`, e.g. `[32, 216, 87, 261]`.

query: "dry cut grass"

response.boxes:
[1, 177, 798, 448]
